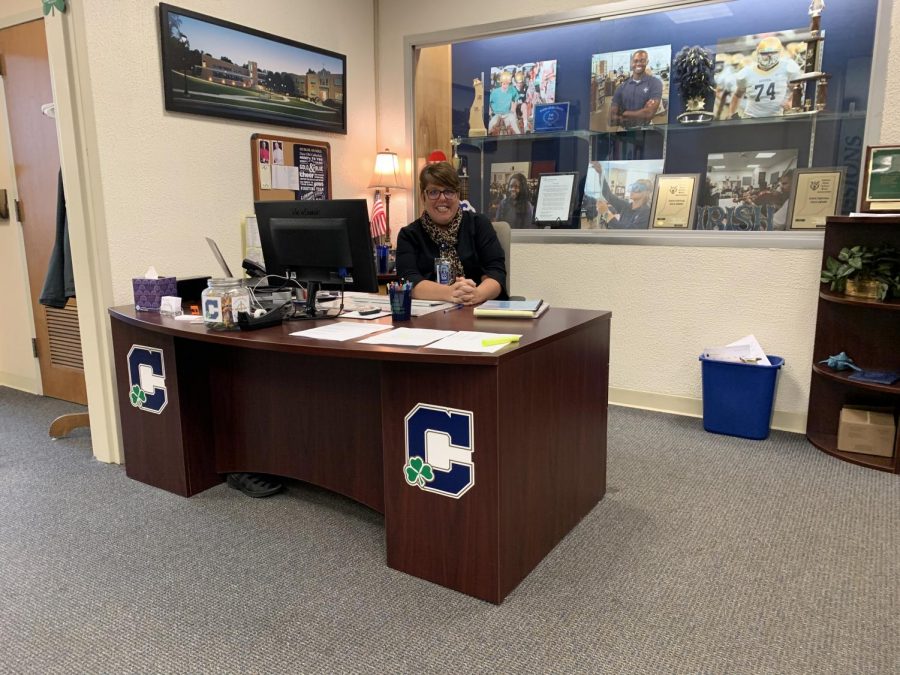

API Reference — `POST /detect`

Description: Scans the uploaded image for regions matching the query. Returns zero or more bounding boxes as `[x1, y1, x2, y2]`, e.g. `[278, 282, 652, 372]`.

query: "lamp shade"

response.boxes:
[367, 149, 404, 189]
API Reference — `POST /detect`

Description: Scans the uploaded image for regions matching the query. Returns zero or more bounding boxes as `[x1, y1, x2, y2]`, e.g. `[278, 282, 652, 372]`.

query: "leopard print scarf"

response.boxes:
[421, 209, 465, 279]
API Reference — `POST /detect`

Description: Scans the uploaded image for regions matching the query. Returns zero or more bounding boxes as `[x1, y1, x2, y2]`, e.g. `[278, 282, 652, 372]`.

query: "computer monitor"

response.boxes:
[254, 199, 378, 317]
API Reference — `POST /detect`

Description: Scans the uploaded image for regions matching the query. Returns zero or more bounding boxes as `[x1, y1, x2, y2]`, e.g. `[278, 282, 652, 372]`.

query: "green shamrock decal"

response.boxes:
[42, 0, 66, 16]
[129, 384, 147, 408]
[404, 456, 434, 488]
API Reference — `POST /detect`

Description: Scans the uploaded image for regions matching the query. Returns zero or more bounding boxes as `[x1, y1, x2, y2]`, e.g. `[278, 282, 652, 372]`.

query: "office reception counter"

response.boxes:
[109, 304, 610, 603]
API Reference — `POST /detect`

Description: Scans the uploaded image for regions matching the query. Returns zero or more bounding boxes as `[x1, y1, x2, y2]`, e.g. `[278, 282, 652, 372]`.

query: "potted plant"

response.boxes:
[820, 244, 899, 301]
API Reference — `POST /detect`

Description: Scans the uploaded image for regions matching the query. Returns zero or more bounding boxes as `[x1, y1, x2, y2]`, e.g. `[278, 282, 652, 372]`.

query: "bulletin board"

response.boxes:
[251, 132, 332, 202]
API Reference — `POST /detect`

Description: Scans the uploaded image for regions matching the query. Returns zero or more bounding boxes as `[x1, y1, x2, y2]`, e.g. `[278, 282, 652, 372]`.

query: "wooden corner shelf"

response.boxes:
[807, 430, 897, 472]
[806, 216, 900, 474]
[819, 289, 900, 311]
[812, 364, 900, 395]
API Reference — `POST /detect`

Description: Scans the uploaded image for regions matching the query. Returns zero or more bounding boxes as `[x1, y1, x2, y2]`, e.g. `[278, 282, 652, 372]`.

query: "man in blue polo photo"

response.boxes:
[608, 49, 663, 128]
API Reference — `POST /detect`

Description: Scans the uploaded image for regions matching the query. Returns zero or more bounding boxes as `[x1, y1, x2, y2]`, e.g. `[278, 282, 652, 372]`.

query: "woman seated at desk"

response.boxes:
[396, 162, 508, 305]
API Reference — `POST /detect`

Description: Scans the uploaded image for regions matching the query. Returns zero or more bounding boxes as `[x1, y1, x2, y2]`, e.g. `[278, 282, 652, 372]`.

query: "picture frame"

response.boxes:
[860, 145, 900, 212]
[649, 174, 700, 229]
[533, 103, 569, 132]
[158, 3, 346, 134]
[787, 167, 845, 229]
[533, 172, 578, 228]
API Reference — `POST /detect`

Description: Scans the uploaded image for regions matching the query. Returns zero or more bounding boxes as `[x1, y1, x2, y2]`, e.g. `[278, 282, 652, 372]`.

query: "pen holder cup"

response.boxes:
[389, 287, 412, 321]
[376, 244, 390, 274]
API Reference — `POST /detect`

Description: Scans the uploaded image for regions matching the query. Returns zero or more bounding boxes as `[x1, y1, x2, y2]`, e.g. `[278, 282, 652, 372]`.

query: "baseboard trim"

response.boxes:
[0, 373, 42, 395]
[609, 387, 807, 435]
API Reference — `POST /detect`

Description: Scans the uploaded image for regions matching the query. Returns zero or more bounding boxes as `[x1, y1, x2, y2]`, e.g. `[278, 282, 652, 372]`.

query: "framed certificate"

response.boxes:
[533, 103, 569, 132]
[860, 145, 900, 212]
[788, 167, 845, 229]
[534, 172, 578, 228]
[649, 174, 699, 229]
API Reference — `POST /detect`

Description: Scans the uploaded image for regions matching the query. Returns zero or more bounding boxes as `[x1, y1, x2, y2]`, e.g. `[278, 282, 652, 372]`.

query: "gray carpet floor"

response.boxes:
[1, 385, 898, 674]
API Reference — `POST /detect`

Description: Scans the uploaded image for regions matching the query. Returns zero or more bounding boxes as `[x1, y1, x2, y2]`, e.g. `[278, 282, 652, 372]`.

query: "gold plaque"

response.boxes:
[650, 174, 699, 229]
[788, 168, 845, 229]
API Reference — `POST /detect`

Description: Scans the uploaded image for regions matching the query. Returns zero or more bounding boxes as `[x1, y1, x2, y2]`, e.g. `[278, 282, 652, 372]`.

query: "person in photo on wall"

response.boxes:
[771, 169, 795, 230]
[608, 50, 663, 128]
[259, 140, 270, 164]
[396, 162, 507, 304]
[589, 161, 653, 229]
[272, 140, 284, 165]
[494, 173, 535, 229]
[728, 36, 802, 118]
[488, 70, 522, 135]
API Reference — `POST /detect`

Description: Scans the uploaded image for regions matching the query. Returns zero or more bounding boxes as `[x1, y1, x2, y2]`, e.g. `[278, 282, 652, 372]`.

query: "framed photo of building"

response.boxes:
[860, 145, 900, 212]
[158, 4, 346, 133]
[788, 167, 845, 228]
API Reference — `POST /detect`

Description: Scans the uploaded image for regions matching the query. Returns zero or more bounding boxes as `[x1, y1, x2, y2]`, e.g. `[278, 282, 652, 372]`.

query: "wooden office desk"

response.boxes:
[109, 305, 610, 603]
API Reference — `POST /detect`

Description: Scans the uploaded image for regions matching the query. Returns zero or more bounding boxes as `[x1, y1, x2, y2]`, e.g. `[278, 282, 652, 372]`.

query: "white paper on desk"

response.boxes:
[272, 164, 300, 190]
[289, 322, 392, 341]
[340, 310, 391, 320]
[359, 328, 456, 346]
[426, 331, 523, 354]
[726, 334, 770, 366]
[174, 315, 204, 323]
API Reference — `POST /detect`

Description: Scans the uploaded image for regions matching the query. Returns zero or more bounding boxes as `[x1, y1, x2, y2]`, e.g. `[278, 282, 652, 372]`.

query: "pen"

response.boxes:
[482, 335, 520, 346]
[444, 304, 464, 313]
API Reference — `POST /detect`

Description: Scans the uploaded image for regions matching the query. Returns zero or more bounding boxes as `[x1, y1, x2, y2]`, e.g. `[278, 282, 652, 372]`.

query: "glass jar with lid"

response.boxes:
[201, 278, 250, 330]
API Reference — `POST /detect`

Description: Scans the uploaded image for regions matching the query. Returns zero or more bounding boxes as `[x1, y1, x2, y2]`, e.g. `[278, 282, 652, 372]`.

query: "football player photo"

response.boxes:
[714, 29, 813, 120]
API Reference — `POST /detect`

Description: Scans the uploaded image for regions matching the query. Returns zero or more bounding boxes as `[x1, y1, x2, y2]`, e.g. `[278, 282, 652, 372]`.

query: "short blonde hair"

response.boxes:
[499, 70, 512, 84]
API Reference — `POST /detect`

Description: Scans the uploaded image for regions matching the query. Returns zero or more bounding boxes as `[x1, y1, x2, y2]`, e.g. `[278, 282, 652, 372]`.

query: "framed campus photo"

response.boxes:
[649, 174, 699, 229]
[860, 145, 900, 212]
[534, 172, 578, 228]
[158, 4, 346, 134]
[788, 167, 845, 229]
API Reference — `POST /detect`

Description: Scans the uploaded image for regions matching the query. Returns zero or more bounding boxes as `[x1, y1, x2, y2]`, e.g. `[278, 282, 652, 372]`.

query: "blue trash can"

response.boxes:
[699, 354, 784, 440]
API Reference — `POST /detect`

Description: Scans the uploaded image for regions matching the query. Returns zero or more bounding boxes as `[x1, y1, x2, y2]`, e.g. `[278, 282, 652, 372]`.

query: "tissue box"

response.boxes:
[133, 276, 178, 312]
[837, 407, 896, 457]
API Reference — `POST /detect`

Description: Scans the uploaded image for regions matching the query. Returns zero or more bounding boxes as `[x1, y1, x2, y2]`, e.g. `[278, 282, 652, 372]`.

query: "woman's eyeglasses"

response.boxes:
[424, 188, 458, 200]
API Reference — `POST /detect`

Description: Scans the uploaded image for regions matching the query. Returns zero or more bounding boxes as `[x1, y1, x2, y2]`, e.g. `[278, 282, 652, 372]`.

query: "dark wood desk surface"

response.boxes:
[109, 304, 608, 365]
[109, 304, 611, 603]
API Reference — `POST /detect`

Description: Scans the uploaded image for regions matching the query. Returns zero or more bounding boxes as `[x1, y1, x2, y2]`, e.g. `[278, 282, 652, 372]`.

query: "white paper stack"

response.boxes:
[702, 335, 770, 366]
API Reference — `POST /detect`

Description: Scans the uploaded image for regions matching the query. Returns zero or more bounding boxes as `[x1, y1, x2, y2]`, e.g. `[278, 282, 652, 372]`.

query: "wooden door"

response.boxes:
[0, 20, 86, 404]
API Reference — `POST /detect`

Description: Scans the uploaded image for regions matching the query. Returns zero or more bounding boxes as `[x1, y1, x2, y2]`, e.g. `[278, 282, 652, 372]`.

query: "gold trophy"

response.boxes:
[468, 75, 487, 137]
[787, 0, 828, 115]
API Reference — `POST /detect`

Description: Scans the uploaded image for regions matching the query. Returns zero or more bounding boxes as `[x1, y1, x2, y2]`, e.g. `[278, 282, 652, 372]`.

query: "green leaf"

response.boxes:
[405, 466, 418, 484]
[41, 0, 65, 15]
[420, 464, 434, 481]
[409, 456, 424, 472]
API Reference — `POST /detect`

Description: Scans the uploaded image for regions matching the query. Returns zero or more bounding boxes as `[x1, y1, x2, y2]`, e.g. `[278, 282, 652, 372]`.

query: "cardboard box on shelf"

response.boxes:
[837, 407, 896, 457]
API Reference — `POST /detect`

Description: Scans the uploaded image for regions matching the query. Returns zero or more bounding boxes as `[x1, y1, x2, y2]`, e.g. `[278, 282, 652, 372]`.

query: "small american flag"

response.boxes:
[370, 192, 387, 239]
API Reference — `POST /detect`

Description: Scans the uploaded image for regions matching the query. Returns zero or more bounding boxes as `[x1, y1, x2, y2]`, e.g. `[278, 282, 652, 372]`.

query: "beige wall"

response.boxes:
[77, 1, 376, 306]
[378, 0, 897, 431]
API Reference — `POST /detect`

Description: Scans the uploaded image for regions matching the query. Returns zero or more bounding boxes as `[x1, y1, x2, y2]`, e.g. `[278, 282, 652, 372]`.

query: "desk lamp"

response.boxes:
[368, 149, 404, 244]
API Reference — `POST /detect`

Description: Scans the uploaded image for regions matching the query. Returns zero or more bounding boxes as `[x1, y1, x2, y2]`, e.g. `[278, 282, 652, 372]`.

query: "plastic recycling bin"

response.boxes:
[699, 354, 784, 440]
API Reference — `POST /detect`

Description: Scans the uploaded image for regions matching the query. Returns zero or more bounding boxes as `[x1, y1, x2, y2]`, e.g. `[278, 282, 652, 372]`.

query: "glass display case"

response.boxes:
[413, 0, 879, 236]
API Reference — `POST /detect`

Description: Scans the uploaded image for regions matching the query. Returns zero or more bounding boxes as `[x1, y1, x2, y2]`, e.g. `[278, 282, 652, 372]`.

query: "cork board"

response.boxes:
[251, 132, 331, 202]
